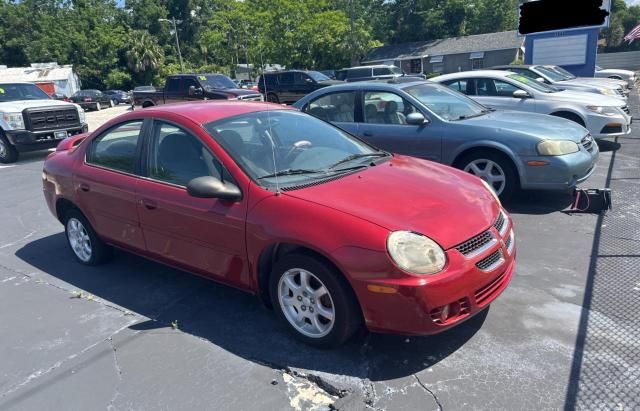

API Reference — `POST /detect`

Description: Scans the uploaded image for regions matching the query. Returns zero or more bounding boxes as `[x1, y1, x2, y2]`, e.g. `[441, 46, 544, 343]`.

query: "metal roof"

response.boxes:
[362, 31, 523, 63]
[0, 63, 76, 83]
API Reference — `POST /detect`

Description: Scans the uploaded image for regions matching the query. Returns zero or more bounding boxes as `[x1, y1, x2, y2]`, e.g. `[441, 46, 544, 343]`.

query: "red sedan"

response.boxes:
[43, 101, 515, 347]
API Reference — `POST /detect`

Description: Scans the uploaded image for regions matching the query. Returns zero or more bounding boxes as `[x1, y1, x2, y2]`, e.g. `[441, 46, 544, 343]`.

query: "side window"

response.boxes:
[348, 68, 371, 79]
[166, 78, 181, 92]
[278, 72, 294, 85]
[86, 121, 143, 174]
[293, 72, 309, 85]
[475, 78, 495, 96]
[183, 78, 199, 91]
[493, 80, 520, 97]
[373, 67, 391, 76]
[444, 80, 468, 93]
[305, 91, 356, 123]
[363, 92, 418, 125]
[148, 121, 224, 187]
[471, 59, 484, 70]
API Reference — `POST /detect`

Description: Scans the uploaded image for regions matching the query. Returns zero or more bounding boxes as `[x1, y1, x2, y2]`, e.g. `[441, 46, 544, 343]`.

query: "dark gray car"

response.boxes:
[293, 81, 598, 200]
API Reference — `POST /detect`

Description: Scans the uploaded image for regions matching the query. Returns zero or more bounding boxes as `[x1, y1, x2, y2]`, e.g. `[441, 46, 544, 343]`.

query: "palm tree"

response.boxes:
[126, 30, 164, 84]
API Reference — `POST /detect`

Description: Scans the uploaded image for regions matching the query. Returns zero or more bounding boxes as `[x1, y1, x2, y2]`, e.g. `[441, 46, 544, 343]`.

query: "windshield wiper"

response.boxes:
[455, 112, 487, 121]
[328, 153, 388, 170]
[257, 168, 324, 180]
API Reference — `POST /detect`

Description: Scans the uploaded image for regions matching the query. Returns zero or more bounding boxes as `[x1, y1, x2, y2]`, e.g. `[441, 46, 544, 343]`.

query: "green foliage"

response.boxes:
[105, 69, 133, 90]
[600, 0, 640, 52]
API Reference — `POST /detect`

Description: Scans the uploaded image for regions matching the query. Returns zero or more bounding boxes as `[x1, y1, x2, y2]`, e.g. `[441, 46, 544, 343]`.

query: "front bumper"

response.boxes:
[519, 138, 599, 190]
[587, 112, 632, 138]
[339, 212, 516, 336]
[5, 124, 88, 152]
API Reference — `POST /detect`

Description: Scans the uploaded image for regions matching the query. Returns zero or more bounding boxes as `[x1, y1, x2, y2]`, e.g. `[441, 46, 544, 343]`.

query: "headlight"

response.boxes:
[600, 89, 616, 96]
[387, 231, 446, 275]
[587, 106, 621, 117]
[537, 140, 580, 156]
[2, 112, 25, 130]
[480, 178, 501, 205]
[76, 106, 86, 124]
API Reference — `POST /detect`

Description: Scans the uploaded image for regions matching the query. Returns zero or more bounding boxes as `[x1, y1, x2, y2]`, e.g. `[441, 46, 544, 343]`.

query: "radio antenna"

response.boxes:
[259, 49, 280, 195]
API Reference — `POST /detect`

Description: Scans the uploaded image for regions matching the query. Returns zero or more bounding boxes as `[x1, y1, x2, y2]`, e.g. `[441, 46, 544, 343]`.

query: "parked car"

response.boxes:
[43, 101, 514, 347]
[133, 85, 156, 92]
[335, 65, 426, 83]
[257, 70, 343, 104]
[491, 64, 627, 99]
[133, 74, 263, 109]
[52, 92, 69, 102]
[70, 89, 114, 111]
[432, 70, 631, 139]
[546, 65, 630, 94]
[294, 80, 599, 201]
[0, 82, 88, 163]
[595, 65, 636, 85]
[104, 90, 131, 105]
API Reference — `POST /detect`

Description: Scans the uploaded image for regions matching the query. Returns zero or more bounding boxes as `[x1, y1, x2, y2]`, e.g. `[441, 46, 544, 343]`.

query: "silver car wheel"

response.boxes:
[278, 268, 335, 338]
[67, 218, 92, 262]
[464, 159, 506, 196]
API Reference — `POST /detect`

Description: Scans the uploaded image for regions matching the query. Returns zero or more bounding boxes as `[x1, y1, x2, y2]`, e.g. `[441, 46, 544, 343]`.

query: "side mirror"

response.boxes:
[536, 77, 546, 83]
[189, 85, 203, 96]
[187, 176, 242, 202]
[513, 90, 530, 99]
[406, 112, 430, 125]
[305, 78, 314, 84]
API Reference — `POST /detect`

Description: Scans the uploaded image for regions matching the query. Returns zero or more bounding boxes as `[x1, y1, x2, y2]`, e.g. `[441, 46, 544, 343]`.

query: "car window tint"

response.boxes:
[373, 67, 391, 76]
[305, 91, 356, 123]
[493, 80, 520, 97]
[475, 79, 495, 96]
[183, 78, 199, 90]
[278, 72, 294, 85]
[166, 78, 181, 92]
[363, 91, 417, 125]
[86, 121, 143, 174]
[348, 68, 371, 79]
[293, 72, 308, 85]
[148, 122, 224, 187]
[444, 80, 468, 93]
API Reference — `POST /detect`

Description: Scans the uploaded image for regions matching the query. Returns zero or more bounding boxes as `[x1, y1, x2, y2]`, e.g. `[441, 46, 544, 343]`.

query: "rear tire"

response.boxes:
[109, 100, 114, 108]
[269, 252, 362, 348]
[64, 209, 112, 266]
[457, 150, 518, 202]
[266, 93, 279, 104]
[0, 133, 19, 164]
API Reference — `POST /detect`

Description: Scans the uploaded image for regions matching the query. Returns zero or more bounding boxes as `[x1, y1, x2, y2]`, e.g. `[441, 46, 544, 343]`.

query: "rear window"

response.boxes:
[373, 67, 392, 76]
[347, 68, 372, 79]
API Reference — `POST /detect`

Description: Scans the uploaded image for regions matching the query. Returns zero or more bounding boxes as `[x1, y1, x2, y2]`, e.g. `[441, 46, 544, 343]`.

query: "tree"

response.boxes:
[126, 30, 165, 85]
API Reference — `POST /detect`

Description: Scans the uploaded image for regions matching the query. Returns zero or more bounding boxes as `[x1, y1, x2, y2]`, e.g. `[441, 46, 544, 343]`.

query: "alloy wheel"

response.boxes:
[278, 268, 335, 338]
[464, 159, 506, 196]
[67, 217, 92, 262]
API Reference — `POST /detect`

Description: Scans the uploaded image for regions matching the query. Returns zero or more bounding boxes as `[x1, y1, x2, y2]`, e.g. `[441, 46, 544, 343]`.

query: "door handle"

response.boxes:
[79, 183, 90, 192]
[363, 131, 373, 137]
[141, 199, 157, 210]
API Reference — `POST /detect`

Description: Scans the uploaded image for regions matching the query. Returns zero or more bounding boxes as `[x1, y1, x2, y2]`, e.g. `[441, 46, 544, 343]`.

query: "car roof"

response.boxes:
[134, 101, 294, 125]
[304, 79, 428, 92]
[341, 65, 395, 70]
[492, 65, 535, 69]
[433, 70, 514, 80]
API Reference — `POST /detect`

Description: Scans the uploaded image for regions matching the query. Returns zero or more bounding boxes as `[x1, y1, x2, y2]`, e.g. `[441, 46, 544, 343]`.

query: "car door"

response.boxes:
[292, 72, 314, 102]
[474, 78, 536, 113]
[302, 90, 359, 135]
[164, 77, 183, 105]
[277, 72, 294, 103]
[135, 119, 248, 287]
[75, 120, 147, 250]
[358, 91, 441, 161]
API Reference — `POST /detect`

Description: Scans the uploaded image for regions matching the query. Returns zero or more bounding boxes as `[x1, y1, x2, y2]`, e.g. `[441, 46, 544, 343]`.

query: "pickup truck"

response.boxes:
[0, 82, 88, 163]
[132, 74, 264, 109]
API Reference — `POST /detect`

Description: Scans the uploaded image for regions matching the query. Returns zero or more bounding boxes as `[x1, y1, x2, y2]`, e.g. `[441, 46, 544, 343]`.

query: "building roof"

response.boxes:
[0, 63, 75, 83]
[362, 31, 523, 63]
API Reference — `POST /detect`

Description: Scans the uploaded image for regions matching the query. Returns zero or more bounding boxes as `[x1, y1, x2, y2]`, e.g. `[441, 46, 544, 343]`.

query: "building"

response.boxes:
[0, 63, 81, 96]
[361, 31, 525, 76]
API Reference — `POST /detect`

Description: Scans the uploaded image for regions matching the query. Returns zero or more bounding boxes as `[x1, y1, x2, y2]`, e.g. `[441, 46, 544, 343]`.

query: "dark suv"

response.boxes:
[335, 65, 425, 83]
[257, 70, 342, 104]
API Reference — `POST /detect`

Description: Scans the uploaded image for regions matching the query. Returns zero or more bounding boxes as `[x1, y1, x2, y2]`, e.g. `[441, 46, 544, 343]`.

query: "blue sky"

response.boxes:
[626, 0, 640, 5]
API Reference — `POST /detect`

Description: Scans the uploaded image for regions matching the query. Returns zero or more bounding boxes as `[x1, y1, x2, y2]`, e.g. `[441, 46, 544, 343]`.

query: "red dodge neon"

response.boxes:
[43, 101, 515, 347]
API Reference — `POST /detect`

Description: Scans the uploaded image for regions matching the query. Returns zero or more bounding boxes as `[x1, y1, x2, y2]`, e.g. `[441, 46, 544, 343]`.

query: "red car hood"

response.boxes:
[283, 155, 500, 250]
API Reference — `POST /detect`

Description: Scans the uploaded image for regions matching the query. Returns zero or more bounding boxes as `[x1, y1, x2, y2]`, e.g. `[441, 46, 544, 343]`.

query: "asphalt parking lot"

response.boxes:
[0, 100, 638, 411]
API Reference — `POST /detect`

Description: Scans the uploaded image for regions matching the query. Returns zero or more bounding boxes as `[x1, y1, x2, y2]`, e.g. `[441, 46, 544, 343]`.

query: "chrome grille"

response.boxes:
[455, 231, 493, 256]
[476, 249, 504, 271]
[238, 94, 264, 102]
[581, 134, 594, 151]
[494, 212, 505, 233]
[23, 107, 80, 132]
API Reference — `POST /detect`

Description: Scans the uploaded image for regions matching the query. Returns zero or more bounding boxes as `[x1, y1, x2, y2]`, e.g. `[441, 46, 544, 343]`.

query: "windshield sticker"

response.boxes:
[508, 74, 530, 85]
[198, 75, 207, 81]
[0, 88, 4, 94]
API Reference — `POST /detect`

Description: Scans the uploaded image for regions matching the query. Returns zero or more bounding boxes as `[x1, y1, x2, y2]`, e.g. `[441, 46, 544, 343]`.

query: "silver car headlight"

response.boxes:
[600, 88, 617, 97]
[76, 106, 86, 124]
[2, 112, 25, 130]
[537, 140, 580, 156]
[387, 231, 447, 275]
[587, 105, 622, 117]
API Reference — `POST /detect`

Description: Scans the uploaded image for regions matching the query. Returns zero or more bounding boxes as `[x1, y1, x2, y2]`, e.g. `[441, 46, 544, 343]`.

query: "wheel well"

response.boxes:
[256, 243, 358, 311]
[55, 198, 79, 223]
[453, 147, 521, 187]
[550, 111, 585, 126]
[142, 101, 155, 108]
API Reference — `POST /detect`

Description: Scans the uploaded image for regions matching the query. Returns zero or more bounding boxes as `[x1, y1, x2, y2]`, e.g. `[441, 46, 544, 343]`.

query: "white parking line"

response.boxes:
[0, 165, 15, 170]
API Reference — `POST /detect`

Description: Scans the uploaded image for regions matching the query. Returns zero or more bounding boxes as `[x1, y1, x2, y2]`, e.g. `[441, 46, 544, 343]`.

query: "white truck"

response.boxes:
[0, 82, 88, 163]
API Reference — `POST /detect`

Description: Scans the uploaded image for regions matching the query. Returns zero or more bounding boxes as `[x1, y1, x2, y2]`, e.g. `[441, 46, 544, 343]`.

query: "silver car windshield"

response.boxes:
[507, 74, 558, 93]
[405, 83, 487, 121]
[205, 110, 385, 186]
[535, 66, 570, 82]
[547, 66, 577, 80]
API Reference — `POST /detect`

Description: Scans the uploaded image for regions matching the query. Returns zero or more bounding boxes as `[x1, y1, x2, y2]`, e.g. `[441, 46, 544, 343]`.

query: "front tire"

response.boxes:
[269, 253, 362, 348]
[64, 209, 111, 266]
[0, 133, 19, 164]
[95, 102, 101, 111]
[109, 100, 114, 108]
[457, 150, 518, 202]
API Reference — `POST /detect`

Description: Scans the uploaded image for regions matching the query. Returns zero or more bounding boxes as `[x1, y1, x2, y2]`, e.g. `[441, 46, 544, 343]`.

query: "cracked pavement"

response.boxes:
[0, 101, 638, 410]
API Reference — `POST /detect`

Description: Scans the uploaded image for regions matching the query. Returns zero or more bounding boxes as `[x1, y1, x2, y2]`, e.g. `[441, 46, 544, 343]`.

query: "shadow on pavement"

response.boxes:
[595, 139, 621, 153]
[15, 235, 487, 382]
[506, 190, 574, 215]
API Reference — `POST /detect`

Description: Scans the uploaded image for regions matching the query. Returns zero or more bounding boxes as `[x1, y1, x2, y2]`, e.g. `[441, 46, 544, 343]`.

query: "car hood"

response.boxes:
[598, 69, 635, 77]
[318, 80, 345, 86]
[283, 155, 499, 250]
[545, 89, 626, 107]
[0, 99, 78, 111]
[460, 110, 588, 142]
[560, 77, 624, 89]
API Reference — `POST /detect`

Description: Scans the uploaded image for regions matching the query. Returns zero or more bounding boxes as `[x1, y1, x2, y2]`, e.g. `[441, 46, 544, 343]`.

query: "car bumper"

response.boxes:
[519, 141, 599, 190]
[587, 113, 632, 138]
[4, 124, 88, 152]
[336, 212, 516, 336]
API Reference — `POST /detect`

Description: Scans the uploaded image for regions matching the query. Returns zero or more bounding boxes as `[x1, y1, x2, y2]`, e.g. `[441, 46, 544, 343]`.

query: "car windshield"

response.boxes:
[307, 71, 330, 82]
[205, 110, 385, 186]
[507, 74, 559, 93]
[548, 66, 577, 80]
[198, 75, 238, 90]
[0, 83, 50, 101]
[405, 83, 487, 121]
[535, 66, 570, 82]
